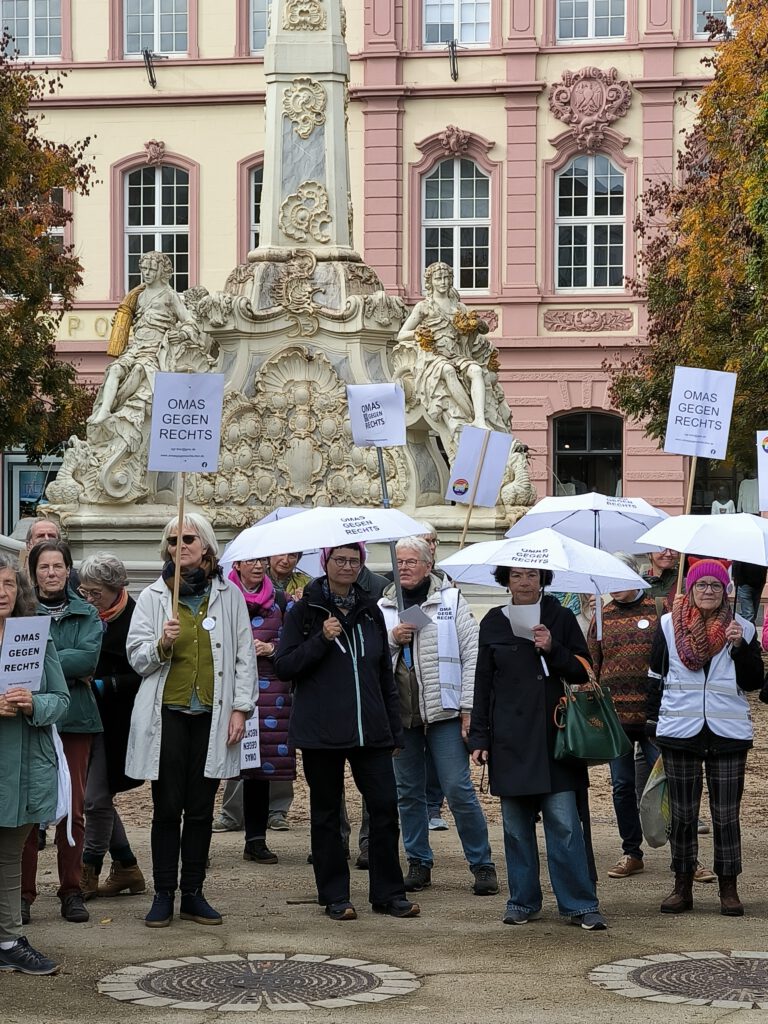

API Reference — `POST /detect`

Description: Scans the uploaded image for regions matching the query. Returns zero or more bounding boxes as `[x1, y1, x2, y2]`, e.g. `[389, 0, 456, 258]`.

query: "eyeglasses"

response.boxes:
[396, 559, 423, 568]
[330, 557, 361, 568]
[693, 581, 724, 593]
[240, 558, 265, 566]
[509, 572, 541, 581]
[168, 534, 199, 547]
[78, 588, 103, 601]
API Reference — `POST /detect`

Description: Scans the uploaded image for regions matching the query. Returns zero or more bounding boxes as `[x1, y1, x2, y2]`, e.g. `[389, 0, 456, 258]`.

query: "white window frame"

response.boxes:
[555, 154, 625, 292]
[250, 166, 263, 250]
[1, 0, 62, 59]
[124, 0, 188, 57]
[250, 0, 270, 53]
[423, 0, 491, 48]
[556, 0, 626, 43]
[124, 165, 190, 292]
[422, 157, 491, 293]
[694, 0, 731, 37]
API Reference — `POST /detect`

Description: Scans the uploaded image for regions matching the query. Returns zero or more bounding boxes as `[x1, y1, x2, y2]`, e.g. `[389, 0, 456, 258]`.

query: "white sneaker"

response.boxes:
[428, 817, 449, 831]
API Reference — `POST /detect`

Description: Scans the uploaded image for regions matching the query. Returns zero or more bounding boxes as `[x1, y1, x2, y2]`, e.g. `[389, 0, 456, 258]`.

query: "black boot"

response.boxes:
[243, 839, 278, 864]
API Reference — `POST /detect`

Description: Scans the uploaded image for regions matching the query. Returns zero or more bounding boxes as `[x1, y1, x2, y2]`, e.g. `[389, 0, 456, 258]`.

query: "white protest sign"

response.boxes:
[240, 712, 261, 771]
[148, 372, 225, 473]
[664, 366, 737, 460]
[757, 431, 768, 512]
[0, 616, 51, 694]
[446, 426, 513, 507]
[346, 383, 406, 448]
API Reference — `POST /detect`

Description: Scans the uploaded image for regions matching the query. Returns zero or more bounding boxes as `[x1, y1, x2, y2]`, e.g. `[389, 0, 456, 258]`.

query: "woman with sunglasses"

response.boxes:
[274, 544, 418, 921]
[647, 558, 763, 916]
[126, 514, 257, 928]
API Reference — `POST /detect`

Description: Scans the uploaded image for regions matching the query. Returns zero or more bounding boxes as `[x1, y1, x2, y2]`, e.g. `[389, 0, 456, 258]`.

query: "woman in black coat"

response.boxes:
[78, 553, 145, 901]
[469, 566, 606, 930]
[274, 543, 418, 922]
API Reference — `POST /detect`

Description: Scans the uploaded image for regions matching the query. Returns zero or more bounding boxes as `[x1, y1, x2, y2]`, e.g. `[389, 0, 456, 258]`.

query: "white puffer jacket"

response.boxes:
[379, 575, 478, 723]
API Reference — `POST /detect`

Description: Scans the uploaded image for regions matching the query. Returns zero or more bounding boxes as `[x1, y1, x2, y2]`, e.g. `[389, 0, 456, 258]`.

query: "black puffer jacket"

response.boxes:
[468, 595, 590, 797]
[274, 578, 404, 750]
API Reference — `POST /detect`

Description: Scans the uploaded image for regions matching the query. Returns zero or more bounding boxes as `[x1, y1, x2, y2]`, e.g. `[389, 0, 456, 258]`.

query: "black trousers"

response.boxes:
[301, 747, 406, 907]
[151, 708, 219, 893]
[243, 778, 270, 840]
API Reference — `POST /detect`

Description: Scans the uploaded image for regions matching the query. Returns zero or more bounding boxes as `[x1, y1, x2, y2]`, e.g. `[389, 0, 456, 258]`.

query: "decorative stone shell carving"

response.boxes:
[548, 67, 632, 154]
[279, 180, 332, 244]
[439, 124, 471, 156]
[144, 139, 166, 166]
[283, 0, 326, 31]
[543, 308, 633, 332]
[283, 77, 327, 139]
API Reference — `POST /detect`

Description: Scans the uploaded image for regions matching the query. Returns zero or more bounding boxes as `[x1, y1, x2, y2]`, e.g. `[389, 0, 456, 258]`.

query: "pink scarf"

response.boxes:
[228, 567, 275, 615]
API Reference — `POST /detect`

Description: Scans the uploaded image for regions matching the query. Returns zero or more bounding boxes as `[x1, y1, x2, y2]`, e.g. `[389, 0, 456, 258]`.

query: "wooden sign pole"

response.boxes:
[459, 429, 492, 550]
[172, 471, 186, 618]
[676, 455, 698, 594]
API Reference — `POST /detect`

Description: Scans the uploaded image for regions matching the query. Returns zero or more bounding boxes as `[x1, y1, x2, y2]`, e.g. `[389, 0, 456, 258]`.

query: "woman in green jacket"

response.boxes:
[0, 553, 69, 975]
[21, 541, 102, 925]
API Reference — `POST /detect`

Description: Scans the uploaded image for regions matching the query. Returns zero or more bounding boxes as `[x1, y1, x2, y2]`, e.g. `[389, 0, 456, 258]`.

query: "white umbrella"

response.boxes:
[223, 506, 427, 564]
[636, 513, 768, 567]
[222, 507, 322, 578]
[438, 529, 650, 595]
[505, 493, 668, 554]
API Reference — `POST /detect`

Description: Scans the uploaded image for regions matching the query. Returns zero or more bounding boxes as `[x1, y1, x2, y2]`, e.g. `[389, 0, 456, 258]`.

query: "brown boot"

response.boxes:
[718, 875, 744, 917]
[660, 871, 694, 914]
[97, 861, 146, 897]
[80, 863, 100, 900]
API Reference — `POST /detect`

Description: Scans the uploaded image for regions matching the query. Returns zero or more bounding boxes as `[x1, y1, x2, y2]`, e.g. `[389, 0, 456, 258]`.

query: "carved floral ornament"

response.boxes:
[283, 0, 326, 31]
[439, 125, 471, 156]
[279, 180, 332, 244]
[283, 77, 327, 139]
[548, 67, 632, 154]
[543, 308, 633, 332]
[144, 139, 166, 166]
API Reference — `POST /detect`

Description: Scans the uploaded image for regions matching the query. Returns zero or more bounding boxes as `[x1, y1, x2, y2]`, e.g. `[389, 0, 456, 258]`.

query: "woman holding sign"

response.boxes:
[0, 554, 69, 974]
[126, 514, 256, 928]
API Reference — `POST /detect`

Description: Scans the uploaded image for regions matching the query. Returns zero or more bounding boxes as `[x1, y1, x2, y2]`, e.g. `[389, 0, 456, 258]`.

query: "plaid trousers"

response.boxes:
[661, 745, 748, 877]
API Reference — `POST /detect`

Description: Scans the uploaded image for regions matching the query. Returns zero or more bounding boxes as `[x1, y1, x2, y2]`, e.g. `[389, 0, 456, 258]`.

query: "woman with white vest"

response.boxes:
[379, 537, 497, 897]
[647, 557, 763, 917]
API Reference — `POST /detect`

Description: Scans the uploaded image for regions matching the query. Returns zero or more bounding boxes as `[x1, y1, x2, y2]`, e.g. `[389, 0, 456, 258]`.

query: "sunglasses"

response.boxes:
[168, 534, 199, 547]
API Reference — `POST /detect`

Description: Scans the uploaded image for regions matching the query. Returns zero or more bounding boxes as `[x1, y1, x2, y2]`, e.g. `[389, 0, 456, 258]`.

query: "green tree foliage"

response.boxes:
[0, 33, 96, 458]
[608, 0, 768, 468]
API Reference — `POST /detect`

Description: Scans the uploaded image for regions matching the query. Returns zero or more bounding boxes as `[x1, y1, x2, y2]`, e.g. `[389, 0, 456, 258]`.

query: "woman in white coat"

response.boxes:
[126, 514, 256, 928]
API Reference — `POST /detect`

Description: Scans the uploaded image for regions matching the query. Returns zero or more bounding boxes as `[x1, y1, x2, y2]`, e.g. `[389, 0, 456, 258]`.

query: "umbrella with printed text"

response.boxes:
[222, 507, 322, 578]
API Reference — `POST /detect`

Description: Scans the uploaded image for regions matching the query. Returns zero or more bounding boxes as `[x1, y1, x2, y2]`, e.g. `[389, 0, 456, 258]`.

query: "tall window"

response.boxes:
[124, 0, 187, 56]
[251, 0, 270, 52]
[424, 0, 490, 45]
[556, 154, 624, 290]
[695, 0, 726, 35]
[250, 166, 263, 249]
[557, 0, 625, 40]
[125, 165, 189, 291]
[423, 157, 489, 290]
[2, 0, 62, 57]
[554, 413, 622, 497]
[48, 186, 65, 256]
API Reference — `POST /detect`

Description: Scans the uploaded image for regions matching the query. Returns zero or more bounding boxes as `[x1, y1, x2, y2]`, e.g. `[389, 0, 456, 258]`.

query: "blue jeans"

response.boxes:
[393, 719, 493, 870]
[610, 734, 659, 860]
[737, 584, 760, 623]
[425, 748, 445, 819]
[500, 790, 598, 917]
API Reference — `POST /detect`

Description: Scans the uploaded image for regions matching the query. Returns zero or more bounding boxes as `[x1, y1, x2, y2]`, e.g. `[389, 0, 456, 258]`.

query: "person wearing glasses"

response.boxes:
[267, 553, 312, 600]
[642, 547, 680, 607]
[647, 557, 763, 917]
[379, 536, 497, 897]
[125, 514, 257, 928]
[77, 553, 145, 902]
[274, 544, 418, 921]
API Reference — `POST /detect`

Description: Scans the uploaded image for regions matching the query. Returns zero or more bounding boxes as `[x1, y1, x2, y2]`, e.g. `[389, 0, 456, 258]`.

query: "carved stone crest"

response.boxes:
[283, 77, 327, 139]
[283, 0, 326, 31]
[144, 139, 166, 166]
[476, 310, 499, 333]
[544, 308, 633, 332]
[549, 68, 632, 153]
[439, 124, 471, 156]
[279, 180, 332, 244]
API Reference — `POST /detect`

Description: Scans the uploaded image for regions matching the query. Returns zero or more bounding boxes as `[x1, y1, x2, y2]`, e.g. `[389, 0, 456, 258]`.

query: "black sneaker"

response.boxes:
[372, 897, 420, 918]
[21, 898, 30, 926]
[325, 900, 357, 921]
[404, 862, 432, 892]
[0, 938, 59, 975]
[179, 890, 222, 925]
[60, 893, 89, 922]
[145, 891, 174, 928]
[472, 865, 499, 896]
[243, 839, 278, 864]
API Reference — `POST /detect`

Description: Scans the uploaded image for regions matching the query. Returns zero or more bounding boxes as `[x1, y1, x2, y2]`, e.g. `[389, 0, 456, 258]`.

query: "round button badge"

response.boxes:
[202, 617, 216, 631]
[637, 619, 650, 630]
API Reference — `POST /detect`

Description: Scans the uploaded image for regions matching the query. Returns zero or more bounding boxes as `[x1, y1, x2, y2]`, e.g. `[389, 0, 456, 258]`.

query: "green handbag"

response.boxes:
[553, 669, 632, 766]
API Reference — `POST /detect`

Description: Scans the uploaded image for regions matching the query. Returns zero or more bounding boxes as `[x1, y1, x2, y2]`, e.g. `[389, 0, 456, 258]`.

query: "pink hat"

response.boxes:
[320, 542, 367, 572]
[685, 557, 731, 592]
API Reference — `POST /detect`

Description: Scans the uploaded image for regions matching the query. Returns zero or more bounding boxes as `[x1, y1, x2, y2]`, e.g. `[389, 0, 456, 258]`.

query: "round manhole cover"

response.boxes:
[590, 951, 768, 1009]
[98, 953, 419, 1011]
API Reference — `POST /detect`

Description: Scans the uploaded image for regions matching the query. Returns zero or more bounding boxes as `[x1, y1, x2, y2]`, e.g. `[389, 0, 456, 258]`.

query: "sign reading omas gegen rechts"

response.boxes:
[664, 366, 737, 460]
[0, 615, 51, 694]
[148, 372, 226, 474]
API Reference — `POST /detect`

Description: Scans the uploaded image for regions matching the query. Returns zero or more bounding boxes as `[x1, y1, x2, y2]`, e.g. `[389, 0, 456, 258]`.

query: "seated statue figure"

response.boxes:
[393, 262, 510, 449]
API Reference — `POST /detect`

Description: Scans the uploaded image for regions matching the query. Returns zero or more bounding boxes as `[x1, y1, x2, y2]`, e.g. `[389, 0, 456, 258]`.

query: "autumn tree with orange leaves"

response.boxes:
[609, 0, 768, 469]
[0, 33, 96, 458]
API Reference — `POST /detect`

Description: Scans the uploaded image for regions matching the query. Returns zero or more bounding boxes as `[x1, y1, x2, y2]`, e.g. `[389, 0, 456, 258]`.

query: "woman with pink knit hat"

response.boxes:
[646, 556, 763, 917]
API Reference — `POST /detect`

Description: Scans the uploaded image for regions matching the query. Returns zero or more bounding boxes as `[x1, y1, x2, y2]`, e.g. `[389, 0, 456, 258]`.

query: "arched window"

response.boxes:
[554, 412, 623, 497]
[555, 154, 624, 290]
[422, 157, 490, 290]
[124, 165, 189, 291]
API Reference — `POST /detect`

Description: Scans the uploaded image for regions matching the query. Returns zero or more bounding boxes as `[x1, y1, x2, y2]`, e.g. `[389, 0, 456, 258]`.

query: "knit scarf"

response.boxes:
[671, 593, 731, 671]
[161, 560, 212, 597]
[99, 587, 129, 624]
[321, 578, 357, 612]
[228, 567, 275, 614]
